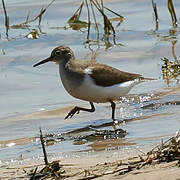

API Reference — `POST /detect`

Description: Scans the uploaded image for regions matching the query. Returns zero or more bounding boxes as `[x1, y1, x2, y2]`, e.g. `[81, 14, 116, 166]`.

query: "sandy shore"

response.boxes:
[0, 150, 179, 180]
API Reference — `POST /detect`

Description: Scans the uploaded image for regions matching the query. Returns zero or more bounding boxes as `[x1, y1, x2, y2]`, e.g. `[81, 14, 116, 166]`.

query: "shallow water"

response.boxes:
[0, 0, 180, 165]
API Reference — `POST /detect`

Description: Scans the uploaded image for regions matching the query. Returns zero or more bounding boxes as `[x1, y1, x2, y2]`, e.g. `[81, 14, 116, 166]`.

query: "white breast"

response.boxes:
[59, 64, 140, 103]
[69, 74, 140, 103]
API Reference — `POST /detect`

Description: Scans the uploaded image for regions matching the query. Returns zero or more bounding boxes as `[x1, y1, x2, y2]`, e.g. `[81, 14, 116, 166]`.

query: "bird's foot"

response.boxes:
[112, 121, 118, 131]
[112, 119, 122, 131]
[65, 106, 80, 119]
[112, 119, 119, 125]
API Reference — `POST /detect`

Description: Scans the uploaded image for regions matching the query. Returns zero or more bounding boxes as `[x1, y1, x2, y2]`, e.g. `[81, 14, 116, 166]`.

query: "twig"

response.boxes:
[2, 0, 9, 38]
[38, 7, 44, 26]
[13, 0, 56, 27]
[152, 0, 159, 31]
[100, 0, 104, 12]
[25, 10, 30, 24]
[78, 2, 84, 17]
[91, 0, 115, 35]
[46, 0, 56, 9]
[94, 0, 101, 9]
[32, 167, 38, 180]
[85, 0, 91, 40]
[171, 40, 180, 64]
[68, 2, 84, 23]
[90, 0, 99, 40]
[40, 128, 48, 165]
[104, 6, 124, 19]
[148, 136, 174, 154]
[168, 0, 178, 28]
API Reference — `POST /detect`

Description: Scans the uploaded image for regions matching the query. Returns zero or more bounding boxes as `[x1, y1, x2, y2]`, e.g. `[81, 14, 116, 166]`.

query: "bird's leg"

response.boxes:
[65, 102, 95, 119]
[110, 101, 116, 120]
[110, 101, 119, 131]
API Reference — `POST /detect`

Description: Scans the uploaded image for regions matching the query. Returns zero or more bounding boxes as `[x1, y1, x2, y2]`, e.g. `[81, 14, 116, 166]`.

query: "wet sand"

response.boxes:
[0, 145, 180, 180]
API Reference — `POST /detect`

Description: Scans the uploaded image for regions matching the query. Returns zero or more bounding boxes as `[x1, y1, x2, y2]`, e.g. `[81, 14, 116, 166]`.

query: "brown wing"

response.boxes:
[66, 60, 143, 87]
[90, 64, 142, 87]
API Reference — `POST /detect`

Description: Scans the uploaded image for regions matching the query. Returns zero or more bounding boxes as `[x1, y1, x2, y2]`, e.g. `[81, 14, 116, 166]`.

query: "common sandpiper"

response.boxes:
[33, 46, 153, 121]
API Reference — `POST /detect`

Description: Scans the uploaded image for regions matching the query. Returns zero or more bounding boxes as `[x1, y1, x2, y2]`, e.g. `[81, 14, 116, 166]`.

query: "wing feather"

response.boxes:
[66, 60, 142, 87]
[90, 64, 142, 87]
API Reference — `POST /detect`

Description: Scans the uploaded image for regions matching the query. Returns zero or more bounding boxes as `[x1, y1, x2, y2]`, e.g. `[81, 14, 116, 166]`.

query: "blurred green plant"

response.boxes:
[161, 57, 180, 85]
[161, 39, 180, 85]
[67, 0, 124, 49]
[168, 0, 178, 28]
[68, 2, 88, 31]
[26, 29, 39, 39]
[2, 0, 9, 38]
[152, 0, 159, 31]
[152, 0, 178, 31]
[1, 0, 55, 40]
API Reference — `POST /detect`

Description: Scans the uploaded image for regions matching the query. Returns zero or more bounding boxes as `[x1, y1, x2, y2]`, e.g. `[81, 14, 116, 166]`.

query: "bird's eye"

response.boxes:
[55, 50, 61, 56]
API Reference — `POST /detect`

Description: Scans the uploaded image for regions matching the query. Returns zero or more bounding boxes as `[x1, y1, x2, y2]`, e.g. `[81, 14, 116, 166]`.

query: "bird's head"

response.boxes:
[33, 46, 75, 67]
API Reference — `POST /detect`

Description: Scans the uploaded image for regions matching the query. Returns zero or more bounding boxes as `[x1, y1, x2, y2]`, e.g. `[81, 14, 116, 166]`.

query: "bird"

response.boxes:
[33, 46, 153, 121]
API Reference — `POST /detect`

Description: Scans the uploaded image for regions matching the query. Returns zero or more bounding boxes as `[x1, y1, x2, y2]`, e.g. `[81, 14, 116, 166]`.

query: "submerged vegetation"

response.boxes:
[1, 0, 179, 51]
[1, 0, 124, 48]
[67, 0, 124, 48]
[152, 0, 178, 31]
[1, 0, 55, 40]
[161, 57, 180, 85]
[151, 0, 180, 83]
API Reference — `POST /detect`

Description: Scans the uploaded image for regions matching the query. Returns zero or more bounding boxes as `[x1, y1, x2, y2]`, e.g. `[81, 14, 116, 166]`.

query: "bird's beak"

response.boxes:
[33, 57, 52, 67]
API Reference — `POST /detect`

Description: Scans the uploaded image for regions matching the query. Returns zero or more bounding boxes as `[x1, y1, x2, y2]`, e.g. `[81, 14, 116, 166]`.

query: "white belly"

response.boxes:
[63, 74, 139, 103]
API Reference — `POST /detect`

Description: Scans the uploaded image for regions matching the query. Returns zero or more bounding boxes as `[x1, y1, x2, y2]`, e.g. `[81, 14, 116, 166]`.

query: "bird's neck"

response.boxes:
[58, 59, 84, 89]
[59, 59, 69, 78]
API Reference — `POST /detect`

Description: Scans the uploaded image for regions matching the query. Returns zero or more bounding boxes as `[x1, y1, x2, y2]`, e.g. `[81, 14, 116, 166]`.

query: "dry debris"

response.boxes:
[28, 132, 180, 179]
